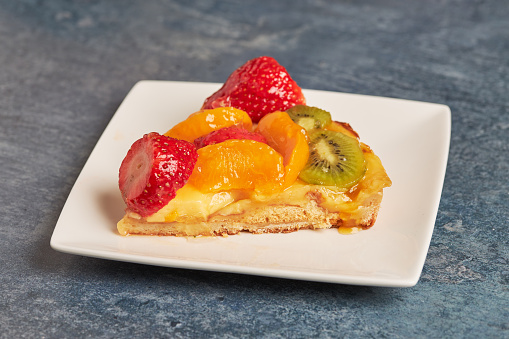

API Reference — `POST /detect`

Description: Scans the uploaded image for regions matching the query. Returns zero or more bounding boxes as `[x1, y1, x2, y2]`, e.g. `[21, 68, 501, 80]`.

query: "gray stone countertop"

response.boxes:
[0, 0, 507, 338]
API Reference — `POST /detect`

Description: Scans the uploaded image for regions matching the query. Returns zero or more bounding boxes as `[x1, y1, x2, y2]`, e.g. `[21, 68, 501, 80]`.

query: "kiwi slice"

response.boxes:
[299, 130, 366, 188]
[286, 105, 332, 130]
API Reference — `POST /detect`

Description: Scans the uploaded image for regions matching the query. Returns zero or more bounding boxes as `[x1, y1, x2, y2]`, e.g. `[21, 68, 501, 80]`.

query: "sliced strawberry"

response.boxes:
[202, 56, 306, 123]
[119, 132, 198, 217]
[193, 125, 267, 149]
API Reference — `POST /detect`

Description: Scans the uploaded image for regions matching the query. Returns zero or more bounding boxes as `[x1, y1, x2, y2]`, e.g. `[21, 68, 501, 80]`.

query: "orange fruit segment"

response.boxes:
[187, 139, 284, 195]
[256, 111, 309, 187]
[164, 107, 252, 142]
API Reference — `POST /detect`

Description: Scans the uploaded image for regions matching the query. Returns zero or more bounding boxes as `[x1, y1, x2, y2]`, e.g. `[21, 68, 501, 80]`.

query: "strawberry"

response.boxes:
[119, 132, 198, 217]
[202, 56, 306, 123]
[193, 125, 267, 149]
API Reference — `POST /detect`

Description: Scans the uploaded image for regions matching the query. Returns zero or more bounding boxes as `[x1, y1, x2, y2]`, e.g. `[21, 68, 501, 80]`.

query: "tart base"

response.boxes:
[117, 191, 383, 237]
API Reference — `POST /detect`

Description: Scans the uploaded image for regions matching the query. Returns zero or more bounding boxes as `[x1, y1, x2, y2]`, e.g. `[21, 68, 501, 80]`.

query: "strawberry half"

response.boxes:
[202, 56, 306, 123]
[119, 132, 198, 217]
[193, 125, 267, 149]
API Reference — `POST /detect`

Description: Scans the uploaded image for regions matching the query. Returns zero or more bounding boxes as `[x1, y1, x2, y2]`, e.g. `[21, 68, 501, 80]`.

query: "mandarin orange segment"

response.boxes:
[164, 107, 252, 142]
[188, 139, 284, 195]
[256, 111, 309, 187]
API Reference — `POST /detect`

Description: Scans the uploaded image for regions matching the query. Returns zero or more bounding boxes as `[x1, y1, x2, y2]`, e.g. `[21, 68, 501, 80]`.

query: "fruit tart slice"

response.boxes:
[117, 57, 392, 237]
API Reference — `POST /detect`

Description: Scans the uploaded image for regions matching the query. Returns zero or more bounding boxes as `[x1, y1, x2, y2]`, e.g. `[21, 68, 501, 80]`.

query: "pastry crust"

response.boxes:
[117, 189, 383, 237]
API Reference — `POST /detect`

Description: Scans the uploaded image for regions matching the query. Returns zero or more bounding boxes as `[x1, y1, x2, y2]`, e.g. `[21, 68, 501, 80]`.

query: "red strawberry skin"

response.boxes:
[119, 132, 198, 217]
[202, 56, 306, 123]
[193, 125, 267, 149]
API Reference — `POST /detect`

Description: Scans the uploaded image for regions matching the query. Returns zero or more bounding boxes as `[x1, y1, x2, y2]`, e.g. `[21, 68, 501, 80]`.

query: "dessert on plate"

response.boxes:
[117, 56, 392, 236]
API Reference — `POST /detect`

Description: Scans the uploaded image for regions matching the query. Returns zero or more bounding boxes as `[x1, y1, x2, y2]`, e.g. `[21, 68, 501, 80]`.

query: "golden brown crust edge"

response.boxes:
[117, 190, 383, 237]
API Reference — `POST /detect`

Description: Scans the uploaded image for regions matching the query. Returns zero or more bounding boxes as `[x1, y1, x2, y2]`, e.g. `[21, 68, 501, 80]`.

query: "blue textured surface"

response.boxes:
[0, 0, 507, 337]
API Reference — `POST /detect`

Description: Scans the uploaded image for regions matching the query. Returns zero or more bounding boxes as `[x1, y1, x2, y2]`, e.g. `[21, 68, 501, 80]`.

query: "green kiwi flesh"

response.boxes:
[286, 105, 332, 130]
[299, 130, 366, 188]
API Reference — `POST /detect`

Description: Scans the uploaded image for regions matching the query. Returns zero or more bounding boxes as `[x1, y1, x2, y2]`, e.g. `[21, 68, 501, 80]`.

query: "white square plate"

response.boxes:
[51, 81, 450, 287]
